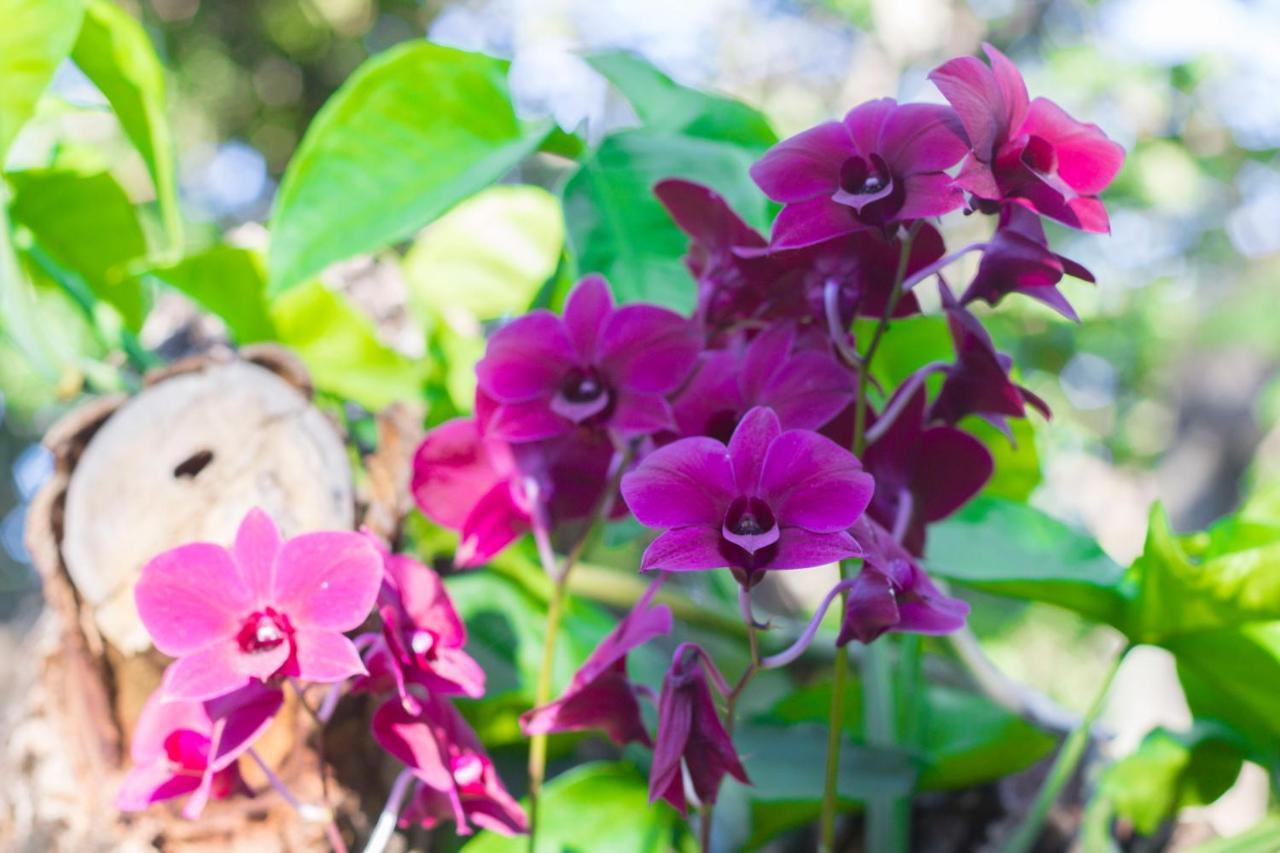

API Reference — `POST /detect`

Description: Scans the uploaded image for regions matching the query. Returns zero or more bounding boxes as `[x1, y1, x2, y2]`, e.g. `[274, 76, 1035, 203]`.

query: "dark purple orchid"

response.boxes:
[862, 385, 993, 555]
[930, 288, 1051, 431]
[750, 98, 967, 248]
[373, 694, 527, 836]
[649, 645, 750, 815]
[356, 541, 485, 709]
[117, 683, 283, 819]
[622, 406, 872, 587]
[520, 591, 672, 747]
[673, 323, 855, 441]
[475, 275, 702, 441]
[961, 205, 1094, 320]
[929, 43, 1125, 233]
[838, 517, 969, 644]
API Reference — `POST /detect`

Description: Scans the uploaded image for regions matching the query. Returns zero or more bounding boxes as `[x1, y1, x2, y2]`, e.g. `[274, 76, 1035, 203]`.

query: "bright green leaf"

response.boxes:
[71, 0, 181, 248]
[269, 280, 426, 410]
[562, 130, 767, 310]
[148, 246, 275, 342]
[926, 496, 1132, 625]
[0, 0, 87, 160]
[587, 52, 777, 150]
[1189, 815, 1280, 853]
[7, 168, 148, 329]
[0, 198, 59, 377]
[971, 417, 1042, 502]
[402, 184, 562, 324]
[268, 41, 550, 295]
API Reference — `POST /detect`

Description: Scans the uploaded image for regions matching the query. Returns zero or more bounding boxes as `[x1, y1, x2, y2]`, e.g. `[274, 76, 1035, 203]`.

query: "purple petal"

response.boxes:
[129, 691, 210, 763]
[672, 351, 744, 438]
[135, 543, 251, 656]
[767, 529, 861, 570]
[760, 430, 874, 532]
[562, 275, 614, 362]
[371, 699, 452, 790]
[759, 352, 856, 431]
[739, 323, 794, 403]
[233, 509, 280, 603]
[457, 482, 530, 567]
[878, 103, 968, 174]
[842, 98, 896, 160]
[161, 643, 252, 702]
[914, 426, 993, 522]
[475, 311, 574, 401]
[484, 398, 571, 442]
[610, 390, 679, 436]
[837, 567, 899, 645]
[749, 121, 852, 202]
[412, 418, 502, 532]
[769, 196, 864, 249]
[639, 526, 728, 573]
[385, 554, 466, 648]
[896, 172, 965, 220]
[654, 178, 767, 251]
[728, 406, 782, 495]
[206, 683, 284, 769]
[1021, 98, 1124, 196]
[598, 304, 701, 394]
[292, 629, 368, 683]
[983, 43, 1030, 133]
[271, 531, 381, 631]
[622, 437, 735, 528]
[521, 666, 652, 747]
[575, 601, 673, 687]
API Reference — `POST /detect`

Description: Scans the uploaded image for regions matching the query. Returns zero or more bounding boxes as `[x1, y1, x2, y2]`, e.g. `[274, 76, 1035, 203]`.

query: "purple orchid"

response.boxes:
[622, 406, 872, 587]
[673, 323, 855, 442]
[749, 98, 968, 248]
[961, 205, 1093, 321]
[838, 518, 969, 644]
[649, 645, 749, 814]
[373, 694, 527, 836]
[930, 288, 1051, 431]
[356, 540, 485, 710]
[117, 683, 283, 819]
[929, 43, 1125, 233]
[475, 275, 702, 441]
[520, 589, 672, 747]
[135, 508, 382, 702]
[861, 385, 993, 555]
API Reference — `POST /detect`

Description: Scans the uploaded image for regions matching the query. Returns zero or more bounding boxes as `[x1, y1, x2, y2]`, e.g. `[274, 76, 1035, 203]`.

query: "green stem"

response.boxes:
[864, 639, 907, 853]
[526, 570, 569, 849]
[1002, 643, 1131, 853]
[818, 603, 850, 852]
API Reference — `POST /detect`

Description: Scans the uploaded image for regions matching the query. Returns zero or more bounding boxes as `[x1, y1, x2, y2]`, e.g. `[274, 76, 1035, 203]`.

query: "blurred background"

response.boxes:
[2, 0, 1278, 844]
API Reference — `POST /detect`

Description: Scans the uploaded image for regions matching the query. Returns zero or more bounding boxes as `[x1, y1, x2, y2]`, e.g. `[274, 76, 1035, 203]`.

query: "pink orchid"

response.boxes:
[117, 683, 283, 819]
[135, 508, 382, 702]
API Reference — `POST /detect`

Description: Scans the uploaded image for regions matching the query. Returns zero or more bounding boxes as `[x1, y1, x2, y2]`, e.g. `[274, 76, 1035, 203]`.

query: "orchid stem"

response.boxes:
[898, 241, 986, 293]
[247, 747, 346, 851]
[362, 768, 415, 853]
[864, 639, 907, 853]
[760, 578, 856, 669]
[1002, 643, 1131, 853]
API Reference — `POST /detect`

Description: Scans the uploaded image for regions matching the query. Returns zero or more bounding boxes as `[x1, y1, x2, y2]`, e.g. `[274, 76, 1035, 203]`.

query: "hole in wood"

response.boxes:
[173, 449, 215, 479]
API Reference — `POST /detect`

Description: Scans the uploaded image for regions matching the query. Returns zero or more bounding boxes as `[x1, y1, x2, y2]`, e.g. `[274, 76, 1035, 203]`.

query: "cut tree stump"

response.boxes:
[6, 345, 417, 852]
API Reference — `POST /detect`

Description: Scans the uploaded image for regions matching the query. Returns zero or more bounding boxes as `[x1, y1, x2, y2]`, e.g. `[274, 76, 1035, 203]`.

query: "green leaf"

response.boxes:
[971, 416, 1042, 502]
[0, 197, 59, 376]
[1083, 724, 1242, 845]
[70, 0, 180, 247]
[916, 685, 1055, 790]
[148, 247, 275, 342]
[587, 52, 776, 150]
[1189, 816, 1280, 853]
[268, 41, 550, 295]
[269, 281, 426, 410]
[926, 496, 1131, 625]
[402, 184, 563, 324]
[464, 762, 685, 853]
[6, 168, 148, 329]
[736, 724, 917, 803]
[0, 0, 87, 161]
[562, 130, 767, 311]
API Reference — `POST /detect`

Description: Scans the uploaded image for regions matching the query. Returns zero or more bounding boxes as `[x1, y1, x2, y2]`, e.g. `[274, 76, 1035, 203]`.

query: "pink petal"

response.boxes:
[749, 121, 852, 202]
[654, 178, 767, 250]
[760, 430, 874, 532]
[475, 311, 574, 401]
[385, 554, 466, 648]
[117, 761, 201, 811]
[598, 305, 701, 394]
[621, 437, 735, 528]
[983, 43, 1030, 137]
[769, 196, 864, 249]
[896, 172, 966, 220]
[1021, 98, 1125, 195]
[292, 629, 367, 683]
[562, 274, 614, 362]
[161, 643, 252, 702]
[411, 419, 502, 532]
[484, 398, 571, 442]
[842, 98, 896, 160]
[207, 683, 285, 769]
[878, 103, 968, 174]
[135, 543, 251, 656]
[271, 531, 381, 631]
[129, 691, 210, 763]
[233, 509, 281, 603]
[639, 527, 729, 573]
[768, 529, 861, 570]
[728, 406, 782, 495]
[928, 55, 1006, 159]
[457, 482, 530, 567]
[372, 699, 452, 790]
[610, 390, 679, 436]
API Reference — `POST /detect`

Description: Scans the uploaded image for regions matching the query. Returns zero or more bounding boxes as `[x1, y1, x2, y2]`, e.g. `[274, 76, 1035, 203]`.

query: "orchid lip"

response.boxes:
[236, 609, 291, 655]
[721, 496, 780, 553]
[551, 366, 615, 424]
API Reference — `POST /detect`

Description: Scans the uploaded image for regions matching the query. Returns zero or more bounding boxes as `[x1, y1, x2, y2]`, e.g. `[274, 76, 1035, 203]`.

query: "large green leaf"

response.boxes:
[0, 0, 87, 161]
[0, 196, 58, 376]
[736, 724, 917, 803]
[148, 246, 274, 342]
[916, 685, 1055, 790]
[71, 0, 181, 247]
[1190, 816, 1280, 853]
[926, 496, 1132, 625]
[6, 168, 147, 329]
[464, 762, 685, 853]
[587, 52, 776, 151]
[970, 417, 1042, 502]
[402, 184, 562, 324]
[269, 280, 426, 410]
[562, 130, 767, 311]
[268, 41, 550, 295]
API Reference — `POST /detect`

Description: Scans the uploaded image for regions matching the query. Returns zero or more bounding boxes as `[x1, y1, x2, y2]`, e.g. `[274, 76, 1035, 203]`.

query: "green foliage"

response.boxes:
[971, 417, 1042, 502]
[464, 762, 687, 853]
[562, 130, 766, 310]
[71, 0, 181, 247]
[0, 0, 87, 160]
[268, 41, 551, 295]
[916, 686, 1055, 790]
[147, 247, 275, 342]
[6, 168, 148, 330]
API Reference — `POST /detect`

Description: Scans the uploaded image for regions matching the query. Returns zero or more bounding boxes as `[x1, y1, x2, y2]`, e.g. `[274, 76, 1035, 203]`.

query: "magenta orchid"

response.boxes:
[134, 508, 382, 702]
[475, 274, 702, 441]
[929, 42, 1125, 232]
[521, 586, 672, 747]
[117, 683, 283, 819]
[750, 98, 968, 248]
[372, 694, 527, 836]
[622, 406, 873, 587]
